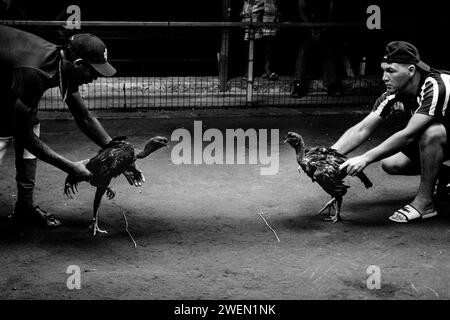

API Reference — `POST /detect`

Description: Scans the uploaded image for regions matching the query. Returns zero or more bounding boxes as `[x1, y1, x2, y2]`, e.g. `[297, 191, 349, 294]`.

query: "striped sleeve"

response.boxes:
[415, 75, 448, 117]
[371, 92, 400, 119]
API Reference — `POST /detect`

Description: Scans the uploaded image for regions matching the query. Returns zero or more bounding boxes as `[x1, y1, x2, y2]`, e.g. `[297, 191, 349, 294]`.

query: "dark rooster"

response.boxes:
[284, 132, 372, 223]
[64, 135, 168, 235]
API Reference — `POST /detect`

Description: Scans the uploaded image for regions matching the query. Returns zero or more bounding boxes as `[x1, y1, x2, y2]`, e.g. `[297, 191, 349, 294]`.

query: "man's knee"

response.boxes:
[381, 153, 417, 175]
[381, 158, 400, 174]
[14, 124, 40, 160]
[420, 124, 447, 148]
[0, 137, 12, 166]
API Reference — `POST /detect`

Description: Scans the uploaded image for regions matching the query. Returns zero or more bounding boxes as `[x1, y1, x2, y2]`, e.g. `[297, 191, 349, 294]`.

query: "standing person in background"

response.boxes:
[241, 0, 280, 80]
[0, 0, 11, 15]
[291, 0, 343, 98]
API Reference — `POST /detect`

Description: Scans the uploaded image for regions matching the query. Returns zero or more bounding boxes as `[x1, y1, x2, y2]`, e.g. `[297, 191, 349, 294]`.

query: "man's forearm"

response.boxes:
[18, 133, 76, 174]
[332, 112, 383, 155]
[13, 98, 77, 174]
[363, 131, 415, 164]
[66, 93, 111, 147]
[331, 126, 371, 155]
[76, 116, 111, 147]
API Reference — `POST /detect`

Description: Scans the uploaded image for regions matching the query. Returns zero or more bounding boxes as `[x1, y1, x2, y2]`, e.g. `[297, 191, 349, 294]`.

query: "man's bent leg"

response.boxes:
[411, 124, 447, 214]
[14, 124, 40, 211]
[0, 137, 12, 166]
[12, 124, 61, 228]
[435, 122, 450, 198]
[381, 152, 420, 175]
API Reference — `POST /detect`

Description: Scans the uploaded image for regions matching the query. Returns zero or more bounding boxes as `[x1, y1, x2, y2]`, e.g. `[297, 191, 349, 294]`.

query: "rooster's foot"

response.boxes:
[64, 182, 78, 198]
[323, 215, 341, 223]
[318, 198, 336, 215]
[89, 221, 108, 236]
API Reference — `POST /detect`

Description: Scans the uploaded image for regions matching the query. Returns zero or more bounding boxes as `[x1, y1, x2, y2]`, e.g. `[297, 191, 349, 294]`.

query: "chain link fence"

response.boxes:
[2, 20, 385, 110]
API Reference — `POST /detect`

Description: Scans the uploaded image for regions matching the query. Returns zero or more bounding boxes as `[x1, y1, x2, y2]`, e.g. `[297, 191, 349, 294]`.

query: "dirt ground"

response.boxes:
[1, 110, 449, 300]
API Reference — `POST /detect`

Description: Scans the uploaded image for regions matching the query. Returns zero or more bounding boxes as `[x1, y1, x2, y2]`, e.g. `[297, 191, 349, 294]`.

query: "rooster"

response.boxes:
[64, 135, 168, 235]
[284, 132, 372, 222]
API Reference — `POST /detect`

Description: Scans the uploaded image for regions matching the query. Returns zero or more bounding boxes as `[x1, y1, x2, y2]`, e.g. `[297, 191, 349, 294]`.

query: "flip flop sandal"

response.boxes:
[434, 182, 450, 200]
[31, 206, 62, 228]
[388, 204, 437, 223]
[10, 206, 62, 229]
[262, 72, 278, 81]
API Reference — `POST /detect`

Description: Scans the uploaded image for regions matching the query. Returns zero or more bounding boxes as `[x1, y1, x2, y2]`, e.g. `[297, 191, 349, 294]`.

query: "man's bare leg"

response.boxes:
[381, 152, 420, 176]
[410, 124, 447, 214]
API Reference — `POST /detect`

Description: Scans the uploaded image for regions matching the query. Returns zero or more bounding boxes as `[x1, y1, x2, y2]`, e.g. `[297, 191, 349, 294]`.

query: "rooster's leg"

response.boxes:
[90, 187, 108, 236]
[318, 197, 336, 216]
[324, 196, 342, 223]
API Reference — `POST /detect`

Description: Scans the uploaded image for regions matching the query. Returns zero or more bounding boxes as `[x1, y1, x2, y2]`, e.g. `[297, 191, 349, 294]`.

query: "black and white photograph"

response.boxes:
[1, 0, 449, 311]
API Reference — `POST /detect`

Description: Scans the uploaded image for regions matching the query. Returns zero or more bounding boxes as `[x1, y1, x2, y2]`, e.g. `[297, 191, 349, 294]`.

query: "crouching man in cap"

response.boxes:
[332, 40, 450, 223]
[0, 25, 144, 228]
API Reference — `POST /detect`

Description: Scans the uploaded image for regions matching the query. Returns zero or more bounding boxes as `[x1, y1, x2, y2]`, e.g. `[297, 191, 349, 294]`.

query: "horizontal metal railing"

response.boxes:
[0, 20, 368, 27]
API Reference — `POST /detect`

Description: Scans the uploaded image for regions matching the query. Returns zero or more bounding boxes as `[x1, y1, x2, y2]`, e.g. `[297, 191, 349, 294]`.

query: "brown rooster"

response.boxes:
[284, 132, 372, 223]
[64, 135, 168, 235]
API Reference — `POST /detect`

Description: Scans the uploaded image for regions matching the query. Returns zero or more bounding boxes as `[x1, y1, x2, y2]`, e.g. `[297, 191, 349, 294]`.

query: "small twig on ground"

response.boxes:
[313, 266, 333, 283]
[257, 212, 280, 242]
[411, 283, 420, 295]
[424, 286, 439, 298]
[123, 211, 137, 248]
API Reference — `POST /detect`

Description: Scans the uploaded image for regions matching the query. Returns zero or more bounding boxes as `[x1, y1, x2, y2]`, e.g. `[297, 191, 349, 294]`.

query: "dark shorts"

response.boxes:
[0, 64, 39, 138]
[0, 74, 15, 137]
[401, 122, 450, 163]
[0, 91, 40, 138]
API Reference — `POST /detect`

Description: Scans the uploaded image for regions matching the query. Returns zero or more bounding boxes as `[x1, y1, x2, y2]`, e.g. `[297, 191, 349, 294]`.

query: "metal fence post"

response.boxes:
[246, 25, 255, 106]
[219, 0, 231, 92]
[123, 83, 127, 109]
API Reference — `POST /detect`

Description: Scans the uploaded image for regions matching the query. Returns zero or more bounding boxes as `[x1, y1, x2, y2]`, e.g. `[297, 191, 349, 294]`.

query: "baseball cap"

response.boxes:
[69, 33, 116, 77]
[382, 41, 430, 72]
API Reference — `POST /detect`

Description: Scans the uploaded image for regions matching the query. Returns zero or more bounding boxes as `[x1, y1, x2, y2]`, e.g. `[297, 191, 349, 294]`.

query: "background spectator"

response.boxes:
[241, 0, 280, 80]
[291, 0, 343, 97]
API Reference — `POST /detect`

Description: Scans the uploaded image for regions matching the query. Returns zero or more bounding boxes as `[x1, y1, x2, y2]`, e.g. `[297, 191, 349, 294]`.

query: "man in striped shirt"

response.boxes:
[333, 41, 449, 223]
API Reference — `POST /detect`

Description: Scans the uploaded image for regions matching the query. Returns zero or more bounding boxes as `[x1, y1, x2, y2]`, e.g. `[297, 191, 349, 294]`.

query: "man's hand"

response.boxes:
[339, 155, 370, 176]
[72, 159, 92, 180]
[123, 164, 145, 187]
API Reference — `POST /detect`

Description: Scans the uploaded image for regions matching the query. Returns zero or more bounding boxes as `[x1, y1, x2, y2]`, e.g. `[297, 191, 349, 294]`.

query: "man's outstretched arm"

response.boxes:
[340, 113, 434, 176]
[65, 92, 111, 147]
[65, 92, 145, 186]
[13, 97, 91, 177]
[331, 112, 384, 155]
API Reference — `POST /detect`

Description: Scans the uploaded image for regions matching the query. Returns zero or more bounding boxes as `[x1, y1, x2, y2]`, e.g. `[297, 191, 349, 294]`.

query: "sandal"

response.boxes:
[388, 204, 437, 223]
[9, 206, 62, 229]
[434, 180, 450, 201]
[262, 72, 278, 81]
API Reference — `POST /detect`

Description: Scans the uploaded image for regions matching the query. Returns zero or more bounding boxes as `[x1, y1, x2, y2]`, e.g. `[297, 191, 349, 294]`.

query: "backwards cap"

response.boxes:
[382, 41, 430, 72]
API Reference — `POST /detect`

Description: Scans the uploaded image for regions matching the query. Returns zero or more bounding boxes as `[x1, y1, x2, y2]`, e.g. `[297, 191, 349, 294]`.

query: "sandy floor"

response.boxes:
[0, 112, 449, 300]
